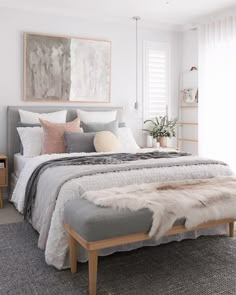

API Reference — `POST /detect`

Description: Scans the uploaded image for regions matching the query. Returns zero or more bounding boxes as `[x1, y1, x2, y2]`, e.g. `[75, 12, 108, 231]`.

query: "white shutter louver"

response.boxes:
[143, 41, 170, 119]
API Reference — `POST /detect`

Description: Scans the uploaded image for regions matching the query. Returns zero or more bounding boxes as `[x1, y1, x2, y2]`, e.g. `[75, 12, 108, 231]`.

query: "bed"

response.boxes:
[7, 106, 235, 273]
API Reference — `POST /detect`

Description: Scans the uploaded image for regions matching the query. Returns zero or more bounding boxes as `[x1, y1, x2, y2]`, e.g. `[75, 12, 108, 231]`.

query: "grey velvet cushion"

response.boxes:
[17, 122, 41, 154]
[81, 120, 119, 135]
[64, 132, 96, 153]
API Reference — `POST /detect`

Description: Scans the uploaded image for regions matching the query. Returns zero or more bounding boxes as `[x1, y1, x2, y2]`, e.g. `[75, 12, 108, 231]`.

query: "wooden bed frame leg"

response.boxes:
[69, 234, 77, 273]
[229, 222, 235, 237]
[88, 250, 98, 295]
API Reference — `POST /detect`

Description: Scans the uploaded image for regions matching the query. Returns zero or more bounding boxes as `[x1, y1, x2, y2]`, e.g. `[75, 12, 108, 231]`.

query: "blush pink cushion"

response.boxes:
[40, 118, 81, 154]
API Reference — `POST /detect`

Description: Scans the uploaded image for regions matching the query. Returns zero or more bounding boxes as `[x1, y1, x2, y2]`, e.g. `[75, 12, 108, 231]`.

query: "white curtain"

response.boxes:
[199, 14, 236, 172]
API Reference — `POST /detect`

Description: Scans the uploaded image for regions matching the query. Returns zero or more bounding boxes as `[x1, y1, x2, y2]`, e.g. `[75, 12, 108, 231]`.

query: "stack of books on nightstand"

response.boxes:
[0, 162, 5, 168]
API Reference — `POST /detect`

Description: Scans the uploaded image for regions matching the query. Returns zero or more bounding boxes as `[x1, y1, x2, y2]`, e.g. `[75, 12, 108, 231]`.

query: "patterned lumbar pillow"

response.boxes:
[94, 131, 122, 153]
[40, 118, 81, 154]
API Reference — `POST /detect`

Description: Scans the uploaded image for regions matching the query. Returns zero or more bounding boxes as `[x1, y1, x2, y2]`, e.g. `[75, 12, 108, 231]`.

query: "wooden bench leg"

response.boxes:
[69, 234, 77, 273]
[88, 250, 98, 295]
[229, 222, 234, 237]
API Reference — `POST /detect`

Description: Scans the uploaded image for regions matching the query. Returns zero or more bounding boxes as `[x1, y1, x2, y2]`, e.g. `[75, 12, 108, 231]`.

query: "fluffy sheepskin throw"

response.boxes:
[82, 176, 236, 239]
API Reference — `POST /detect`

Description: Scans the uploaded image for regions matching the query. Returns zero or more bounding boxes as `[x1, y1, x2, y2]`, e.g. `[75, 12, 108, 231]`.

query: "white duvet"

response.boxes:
[11, 151, 232, 269]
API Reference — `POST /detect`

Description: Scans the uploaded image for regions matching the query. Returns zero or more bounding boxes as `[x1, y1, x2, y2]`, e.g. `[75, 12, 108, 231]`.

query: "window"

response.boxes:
[143, 41, 170, 119]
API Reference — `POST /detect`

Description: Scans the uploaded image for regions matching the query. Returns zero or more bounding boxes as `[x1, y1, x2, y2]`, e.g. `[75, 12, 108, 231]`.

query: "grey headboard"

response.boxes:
[7, 105, 123, 175]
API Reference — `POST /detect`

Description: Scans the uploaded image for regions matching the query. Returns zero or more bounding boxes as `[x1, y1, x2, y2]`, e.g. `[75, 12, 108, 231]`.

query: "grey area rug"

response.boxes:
[0, 223, 236, 295]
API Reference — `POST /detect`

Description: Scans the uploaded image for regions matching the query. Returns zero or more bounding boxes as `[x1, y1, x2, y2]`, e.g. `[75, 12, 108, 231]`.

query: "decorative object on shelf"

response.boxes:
[143, 115, 177, 148]
[24, 32, 111, 102]
[190, 66, 198, 71]
[183, 87, 198, 104]
[132, 16, 141, 110]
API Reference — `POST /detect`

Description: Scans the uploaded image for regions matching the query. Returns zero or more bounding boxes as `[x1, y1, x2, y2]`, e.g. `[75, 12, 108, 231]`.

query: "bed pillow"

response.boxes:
[118, 122, 126, 128]
[64, 132, 96, 153]
[40, 118, 81, 154]
[81, 120, 118, 135]
[17, 122, 41, 154]
[94, 131, 122, 153]
[117, 127, 140, 152]
[77, 109, 117, 123]
[19, 109, 67, 124]
[17, 127, 43, 157]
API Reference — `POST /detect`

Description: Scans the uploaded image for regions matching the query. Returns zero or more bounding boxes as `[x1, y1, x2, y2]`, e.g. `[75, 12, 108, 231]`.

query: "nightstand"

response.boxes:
[0, 154, 8, 209]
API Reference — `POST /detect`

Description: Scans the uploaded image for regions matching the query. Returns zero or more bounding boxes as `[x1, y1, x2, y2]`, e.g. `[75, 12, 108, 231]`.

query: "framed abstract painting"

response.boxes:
[24, 32, 111, 102]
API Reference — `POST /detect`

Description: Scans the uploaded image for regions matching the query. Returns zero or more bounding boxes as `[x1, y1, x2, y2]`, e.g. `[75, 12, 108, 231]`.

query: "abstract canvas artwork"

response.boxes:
[24, 33, 111, 102]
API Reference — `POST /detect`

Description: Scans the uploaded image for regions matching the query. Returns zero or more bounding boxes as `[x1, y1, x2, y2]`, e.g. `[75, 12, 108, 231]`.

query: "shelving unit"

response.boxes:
[177, 67, 198, 155]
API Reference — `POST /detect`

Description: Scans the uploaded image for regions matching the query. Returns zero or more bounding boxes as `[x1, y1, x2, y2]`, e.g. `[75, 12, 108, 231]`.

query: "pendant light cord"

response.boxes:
[133, 16, 141, 110]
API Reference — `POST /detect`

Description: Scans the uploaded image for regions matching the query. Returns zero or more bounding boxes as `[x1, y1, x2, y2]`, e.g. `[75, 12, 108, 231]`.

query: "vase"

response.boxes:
[159, 137, 168, 148]
[146, 135, 153, 148]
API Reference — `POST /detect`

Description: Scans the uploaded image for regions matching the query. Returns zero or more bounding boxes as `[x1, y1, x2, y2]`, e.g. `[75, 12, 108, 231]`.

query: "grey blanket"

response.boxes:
[24, 151, 190, 218]
[24, 151, 225, 219]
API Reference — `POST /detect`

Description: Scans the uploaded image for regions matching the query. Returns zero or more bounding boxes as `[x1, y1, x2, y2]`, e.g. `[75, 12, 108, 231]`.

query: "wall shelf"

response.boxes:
[178, 122, 198, 126]
[178, 138, 198, 142]
[178, 67, 198, 154]
[180, 105, 198, 109]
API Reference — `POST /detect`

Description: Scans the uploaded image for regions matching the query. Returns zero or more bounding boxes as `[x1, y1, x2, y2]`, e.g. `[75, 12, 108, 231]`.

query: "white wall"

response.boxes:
[179, 29, 198, 154]
[0, 7, 182, 153]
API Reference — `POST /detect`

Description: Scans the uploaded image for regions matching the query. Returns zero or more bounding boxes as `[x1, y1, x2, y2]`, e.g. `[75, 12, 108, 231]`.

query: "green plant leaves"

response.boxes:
[143, 115, 177, 139]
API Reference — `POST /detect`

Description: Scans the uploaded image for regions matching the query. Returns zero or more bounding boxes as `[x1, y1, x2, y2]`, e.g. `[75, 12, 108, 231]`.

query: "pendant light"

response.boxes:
[132, 16, 141, 110]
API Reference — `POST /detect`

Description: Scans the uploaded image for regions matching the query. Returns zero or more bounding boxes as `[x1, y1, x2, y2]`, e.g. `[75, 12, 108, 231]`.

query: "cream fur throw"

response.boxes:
[82, 176, 236, 239]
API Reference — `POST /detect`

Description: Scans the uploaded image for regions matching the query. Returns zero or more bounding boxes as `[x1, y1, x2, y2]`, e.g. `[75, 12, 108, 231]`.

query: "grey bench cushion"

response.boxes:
[64, 198, 185, 242]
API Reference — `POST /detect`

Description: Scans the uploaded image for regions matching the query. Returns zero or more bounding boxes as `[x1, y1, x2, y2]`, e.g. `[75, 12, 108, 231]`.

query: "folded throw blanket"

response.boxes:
[82, 176, 236, 239]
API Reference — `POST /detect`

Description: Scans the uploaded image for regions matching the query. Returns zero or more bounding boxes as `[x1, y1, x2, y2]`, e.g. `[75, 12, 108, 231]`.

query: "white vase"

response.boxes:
[146, 135, 153, 148]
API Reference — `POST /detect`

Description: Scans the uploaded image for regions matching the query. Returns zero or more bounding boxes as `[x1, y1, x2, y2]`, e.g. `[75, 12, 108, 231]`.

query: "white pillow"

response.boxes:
[17, 127, 43, 157]
[77, 109, 117, 123]
[117, 127, 140, 152]
[19, 110, 67, 124]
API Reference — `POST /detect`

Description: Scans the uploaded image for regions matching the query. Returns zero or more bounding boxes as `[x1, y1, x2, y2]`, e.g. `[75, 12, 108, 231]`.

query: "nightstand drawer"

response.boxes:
[0, 168, 6, 185]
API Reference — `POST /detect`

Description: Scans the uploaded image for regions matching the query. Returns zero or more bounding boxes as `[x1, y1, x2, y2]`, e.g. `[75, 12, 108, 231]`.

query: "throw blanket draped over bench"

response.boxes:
[83, 176, 236, 239]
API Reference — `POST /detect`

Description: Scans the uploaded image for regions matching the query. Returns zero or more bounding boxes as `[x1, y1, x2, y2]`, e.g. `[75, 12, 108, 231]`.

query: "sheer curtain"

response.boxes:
[199, 14, 236, 172]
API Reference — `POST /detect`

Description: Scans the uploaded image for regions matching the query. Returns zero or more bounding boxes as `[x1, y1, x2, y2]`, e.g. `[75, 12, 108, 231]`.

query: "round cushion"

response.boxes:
[94, 131, 121, 152]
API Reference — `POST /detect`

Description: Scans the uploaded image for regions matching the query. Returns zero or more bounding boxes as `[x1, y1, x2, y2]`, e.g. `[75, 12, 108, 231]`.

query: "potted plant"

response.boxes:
[143, 115, 177, 147]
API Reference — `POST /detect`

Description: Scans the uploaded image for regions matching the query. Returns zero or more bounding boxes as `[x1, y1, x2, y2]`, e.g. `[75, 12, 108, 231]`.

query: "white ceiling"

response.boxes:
[1, 0, 236, 30]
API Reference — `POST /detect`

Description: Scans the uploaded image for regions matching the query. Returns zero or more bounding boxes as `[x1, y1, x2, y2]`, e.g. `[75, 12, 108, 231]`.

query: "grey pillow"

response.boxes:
[64, 132, 96, 153]
[17, 122, 41, 154]
[118, 122, 126, 128]
[81, 120, 119, 135]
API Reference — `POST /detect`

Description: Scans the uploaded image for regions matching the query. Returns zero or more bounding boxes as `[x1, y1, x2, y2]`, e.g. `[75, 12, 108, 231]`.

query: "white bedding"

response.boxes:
[13, 153, 31, 178]
[11, 151, 232, 269]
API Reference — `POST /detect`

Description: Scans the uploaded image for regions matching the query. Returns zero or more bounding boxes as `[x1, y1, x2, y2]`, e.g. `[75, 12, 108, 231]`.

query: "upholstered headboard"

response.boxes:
[7, 106, 123, 175]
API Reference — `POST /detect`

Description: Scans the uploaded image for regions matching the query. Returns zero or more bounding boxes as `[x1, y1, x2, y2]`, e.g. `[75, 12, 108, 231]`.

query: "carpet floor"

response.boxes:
[0, 223, 236, 295]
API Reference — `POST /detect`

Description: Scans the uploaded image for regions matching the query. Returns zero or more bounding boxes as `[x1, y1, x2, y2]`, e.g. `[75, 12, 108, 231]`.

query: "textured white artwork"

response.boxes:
[70, 39, 111, 101]
[24, 33, 111, 102]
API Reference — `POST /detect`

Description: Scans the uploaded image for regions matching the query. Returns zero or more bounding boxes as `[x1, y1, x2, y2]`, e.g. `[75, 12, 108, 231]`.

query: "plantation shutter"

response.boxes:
[143, 41, 170, 119]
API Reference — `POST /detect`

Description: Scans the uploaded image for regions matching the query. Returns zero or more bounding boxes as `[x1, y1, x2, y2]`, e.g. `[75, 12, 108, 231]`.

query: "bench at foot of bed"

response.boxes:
[64, 219, 235, 295]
